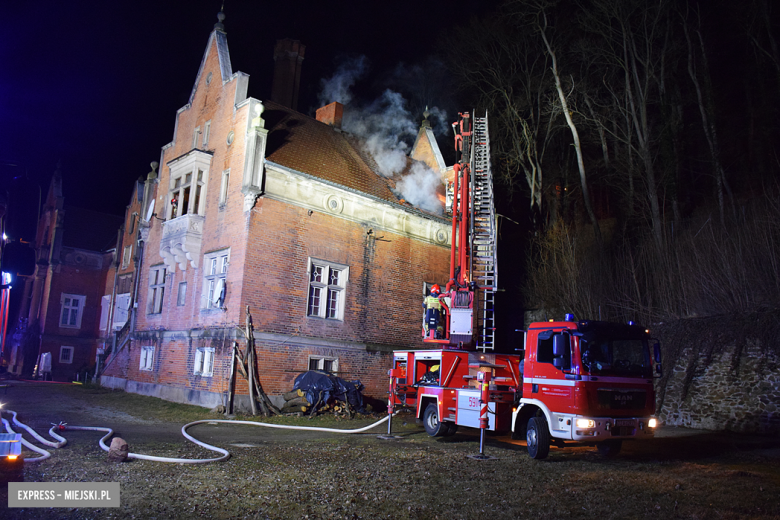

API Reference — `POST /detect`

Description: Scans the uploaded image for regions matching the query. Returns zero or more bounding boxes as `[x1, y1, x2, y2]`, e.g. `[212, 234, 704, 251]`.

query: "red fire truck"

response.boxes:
[387, 112, 661, 459]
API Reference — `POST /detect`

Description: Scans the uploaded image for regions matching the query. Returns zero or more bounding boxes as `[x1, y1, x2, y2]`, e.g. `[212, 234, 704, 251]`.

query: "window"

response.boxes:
[113, 293, 131, 330]
[168, 169, 207, 219]
[148, 266, 167, 314]
[203, 121, 211, 147]
[308, 356, 338, 373]
[59, 346, 74, 364]
[140, 346, 154, 371]
[177, 282, 187, 306]
[194, 347, 215, 376]
[121, 245, 132, 269]
[60, 294, 86, 329]
[219, 169, 230, 205]
[307, 260, 348, 320]
[99, 295, 110, 331]
[192, 126, 201, 149]
[203, 250, 229, 309]
[117, 274, 133, 294]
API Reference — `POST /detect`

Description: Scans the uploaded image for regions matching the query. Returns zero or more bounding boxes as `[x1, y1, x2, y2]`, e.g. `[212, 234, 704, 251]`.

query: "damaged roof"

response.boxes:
[261, 101, 445, 215]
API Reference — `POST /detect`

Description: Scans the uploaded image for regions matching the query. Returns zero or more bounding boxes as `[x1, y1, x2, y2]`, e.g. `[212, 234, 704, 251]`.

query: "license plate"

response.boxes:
[612, 426, 634, 436]
[615, 419, 634, 427]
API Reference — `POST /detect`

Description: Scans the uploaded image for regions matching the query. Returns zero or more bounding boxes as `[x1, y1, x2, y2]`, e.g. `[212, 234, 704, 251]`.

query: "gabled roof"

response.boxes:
[189, 25, 233, 106]
[411, 124, 447, 173]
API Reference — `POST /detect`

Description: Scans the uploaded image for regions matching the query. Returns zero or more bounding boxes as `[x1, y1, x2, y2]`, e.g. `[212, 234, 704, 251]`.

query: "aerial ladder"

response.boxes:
[423, 111, 497, 351]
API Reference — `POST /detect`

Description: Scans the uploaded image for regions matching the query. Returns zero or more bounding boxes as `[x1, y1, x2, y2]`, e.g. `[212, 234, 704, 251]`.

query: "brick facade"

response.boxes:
[100, 17, 452, 410]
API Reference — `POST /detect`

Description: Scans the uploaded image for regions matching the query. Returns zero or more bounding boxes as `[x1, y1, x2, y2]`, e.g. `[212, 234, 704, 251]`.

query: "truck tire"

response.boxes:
[423, 403, 447, 437]
[443, 422, 459, 436]
[596, 440, 622, 457]
[526, 416, 550, 459]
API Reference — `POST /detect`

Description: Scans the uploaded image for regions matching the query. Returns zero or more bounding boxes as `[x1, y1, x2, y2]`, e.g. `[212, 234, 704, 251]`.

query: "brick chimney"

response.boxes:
[316, 102, 344, 129]
[271, 39, 305, 111]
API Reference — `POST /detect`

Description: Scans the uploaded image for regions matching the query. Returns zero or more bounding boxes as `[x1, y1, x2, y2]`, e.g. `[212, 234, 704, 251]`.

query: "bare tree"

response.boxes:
[576, 0, 673, 246]
[536, 8, 603, 248]
[442, 15, 559, 221]
[682, 7, 734, 224]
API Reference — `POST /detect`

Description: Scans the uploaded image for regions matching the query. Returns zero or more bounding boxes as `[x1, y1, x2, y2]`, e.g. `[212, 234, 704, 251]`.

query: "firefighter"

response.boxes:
[423, 285, 444, 339]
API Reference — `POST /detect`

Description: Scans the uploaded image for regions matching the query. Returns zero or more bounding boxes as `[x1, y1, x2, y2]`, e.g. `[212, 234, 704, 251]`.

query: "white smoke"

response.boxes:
[318, 55, 368, 107]
[318, 59, 447, 215]
[396, 162, 445, 214]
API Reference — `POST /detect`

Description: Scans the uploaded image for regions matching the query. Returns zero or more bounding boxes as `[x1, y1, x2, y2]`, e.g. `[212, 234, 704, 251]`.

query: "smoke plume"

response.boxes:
[318, 57, 447, 215]
[318, 55, 368, 107]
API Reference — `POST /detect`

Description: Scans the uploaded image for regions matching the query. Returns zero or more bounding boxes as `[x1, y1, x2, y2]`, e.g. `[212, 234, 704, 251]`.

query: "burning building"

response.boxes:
[99, 10, 452, 410]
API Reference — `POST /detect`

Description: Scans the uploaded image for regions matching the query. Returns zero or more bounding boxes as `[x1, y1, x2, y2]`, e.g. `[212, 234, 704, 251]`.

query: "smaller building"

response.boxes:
[7, 170, 122, 381]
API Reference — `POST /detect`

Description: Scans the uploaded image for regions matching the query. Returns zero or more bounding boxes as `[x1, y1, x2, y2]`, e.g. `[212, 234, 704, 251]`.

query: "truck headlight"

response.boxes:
[575, 419, 595, 429]
[648, 418, 657, 428]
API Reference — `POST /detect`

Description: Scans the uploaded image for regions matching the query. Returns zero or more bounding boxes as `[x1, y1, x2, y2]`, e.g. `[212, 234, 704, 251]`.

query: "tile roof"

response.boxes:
[262, 101, 444, 213]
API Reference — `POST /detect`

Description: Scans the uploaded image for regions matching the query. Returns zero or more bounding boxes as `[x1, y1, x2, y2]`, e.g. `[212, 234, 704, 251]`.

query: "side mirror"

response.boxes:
[552, 334, 571, 371]
[553, 334, 567, 356]
[652, 341, 662, 377]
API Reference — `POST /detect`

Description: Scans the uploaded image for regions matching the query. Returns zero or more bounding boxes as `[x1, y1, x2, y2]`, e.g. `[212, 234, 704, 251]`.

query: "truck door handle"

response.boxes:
[532, 384, 539, 393]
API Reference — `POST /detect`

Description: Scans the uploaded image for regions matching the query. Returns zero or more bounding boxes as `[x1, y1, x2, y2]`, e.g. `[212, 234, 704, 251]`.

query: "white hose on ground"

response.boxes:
[1, 410, 396, 465]
[4, 410, 67, 447]
[1, 417, 52, 462]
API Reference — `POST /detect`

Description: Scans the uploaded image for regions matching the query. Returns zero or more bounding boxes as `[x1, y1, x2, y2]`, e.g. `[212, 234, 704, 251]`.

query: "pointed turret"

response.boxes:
[187, 8, 234, 106]
[410, 106, 447, 173]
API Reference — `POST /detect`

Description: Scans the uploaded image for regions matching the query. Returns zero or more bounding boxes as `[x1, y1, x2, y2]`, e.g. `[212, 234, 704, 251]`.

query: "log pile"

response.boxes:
[280, 388, 355, 417]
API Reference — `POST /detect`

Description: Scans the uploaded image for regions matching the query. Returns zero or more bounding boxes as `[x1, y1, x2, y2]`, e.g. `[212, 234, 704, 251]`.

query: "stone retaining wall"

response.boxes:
[656, 339, 780, 433]
[653, 311, 780, 434]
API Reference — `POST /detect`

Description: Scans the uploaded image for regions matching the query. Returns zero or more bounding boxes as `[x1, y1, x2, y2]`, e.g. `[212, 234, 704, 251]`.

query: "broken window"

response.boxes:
[121, 245, 132, 269]
[194, 347, 215, 377]
[177, 282, 187, 306]
[140, 346, 154, 371]
[308, 356, 338, 373]
[203, 250, 229, 309]
[307, 260, 348, 320]
[148, 265, 166, 314]
[168, 168, 207, 219]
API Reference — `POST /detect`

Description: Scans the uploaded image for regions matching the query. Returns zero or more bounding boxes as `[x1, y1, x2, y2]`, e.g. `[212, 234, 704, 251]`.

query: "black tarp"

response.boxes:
[292, 371, 365, 413]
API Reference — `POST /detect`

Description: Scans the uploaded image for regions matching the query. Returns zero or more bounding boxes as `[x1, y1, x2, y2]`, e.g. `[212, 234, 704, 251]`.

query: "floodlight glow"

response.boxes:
[576, 418, 595, 428]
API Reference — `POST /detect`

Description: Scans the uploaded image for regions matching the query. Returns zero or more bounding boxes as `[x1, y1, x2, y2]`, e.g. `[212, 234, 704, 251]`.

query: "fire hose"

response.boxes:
[0, 410, 396, 464]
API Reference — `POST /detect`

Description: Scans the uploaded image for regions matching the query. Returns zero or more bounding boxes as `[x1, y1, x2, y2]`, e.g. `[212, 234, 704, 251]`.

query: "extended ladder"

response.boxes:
[469, 112, 498, 352]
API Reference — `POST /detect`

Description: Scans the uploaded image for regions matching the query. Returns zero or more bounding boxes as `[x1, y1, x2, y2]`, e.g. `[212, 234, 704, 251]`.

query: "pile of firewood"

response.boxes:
[280, 389, 355, 417]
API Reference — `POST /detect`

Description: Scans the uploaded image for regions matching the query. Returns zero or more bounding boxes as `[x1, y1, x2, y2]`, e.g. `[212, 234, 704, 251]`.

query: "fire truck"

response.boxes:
[388, 112, 662, 459]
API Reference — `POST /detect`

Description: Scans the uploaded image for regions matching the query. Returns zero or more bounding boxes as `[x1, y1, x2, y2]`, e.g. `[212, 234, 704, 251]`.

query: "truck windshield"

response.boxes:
[580, 338, 651, 378]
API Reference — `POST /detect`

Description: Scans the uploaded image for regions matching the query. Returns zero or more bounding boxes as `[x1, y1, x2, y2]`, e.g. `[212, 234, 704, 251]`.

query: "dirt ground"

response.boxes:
[2, 381, 780, 519]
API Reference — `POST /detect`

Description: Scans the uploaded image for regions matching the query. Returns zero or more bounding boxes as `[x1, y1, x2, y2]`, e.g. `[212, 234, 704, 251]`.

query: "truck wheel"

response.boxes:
[526, 416, 550, 459]
[443, 422, 459, 436]
[596, 440, 622, 457]
[423, 403, 447, 437]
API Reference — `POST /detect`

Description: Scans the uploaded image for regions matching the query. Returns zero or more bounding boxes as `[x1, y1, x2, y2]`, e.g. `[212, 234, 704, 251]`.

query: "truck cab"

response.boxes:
[513, 319, 661, 458]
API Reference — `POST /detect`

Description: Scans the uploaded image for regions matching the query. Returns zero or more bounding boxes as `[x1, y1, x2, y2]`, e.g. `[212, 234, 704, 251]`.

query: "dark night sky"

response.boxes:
[0, 0, 500, 238]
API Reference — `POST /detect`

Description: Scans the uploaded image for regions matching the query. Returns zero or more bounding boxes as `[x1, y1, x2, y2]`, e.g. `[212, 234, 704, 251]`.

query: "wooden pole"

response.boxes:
[226, 343, 237, 415]
[246, 306, 257, 416]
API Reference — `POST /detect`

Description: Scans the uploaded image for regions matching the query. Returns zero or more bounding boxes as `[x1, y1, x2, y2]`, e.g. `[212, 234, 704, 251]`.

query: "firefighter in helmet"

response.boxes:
[423, 284, 444, 339]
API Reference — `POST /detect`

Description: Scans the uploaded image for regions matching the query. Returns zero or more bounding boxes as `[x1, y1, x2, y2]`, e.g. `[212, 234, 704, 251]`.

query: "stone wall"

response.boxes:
[653, 311, 780, 434]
